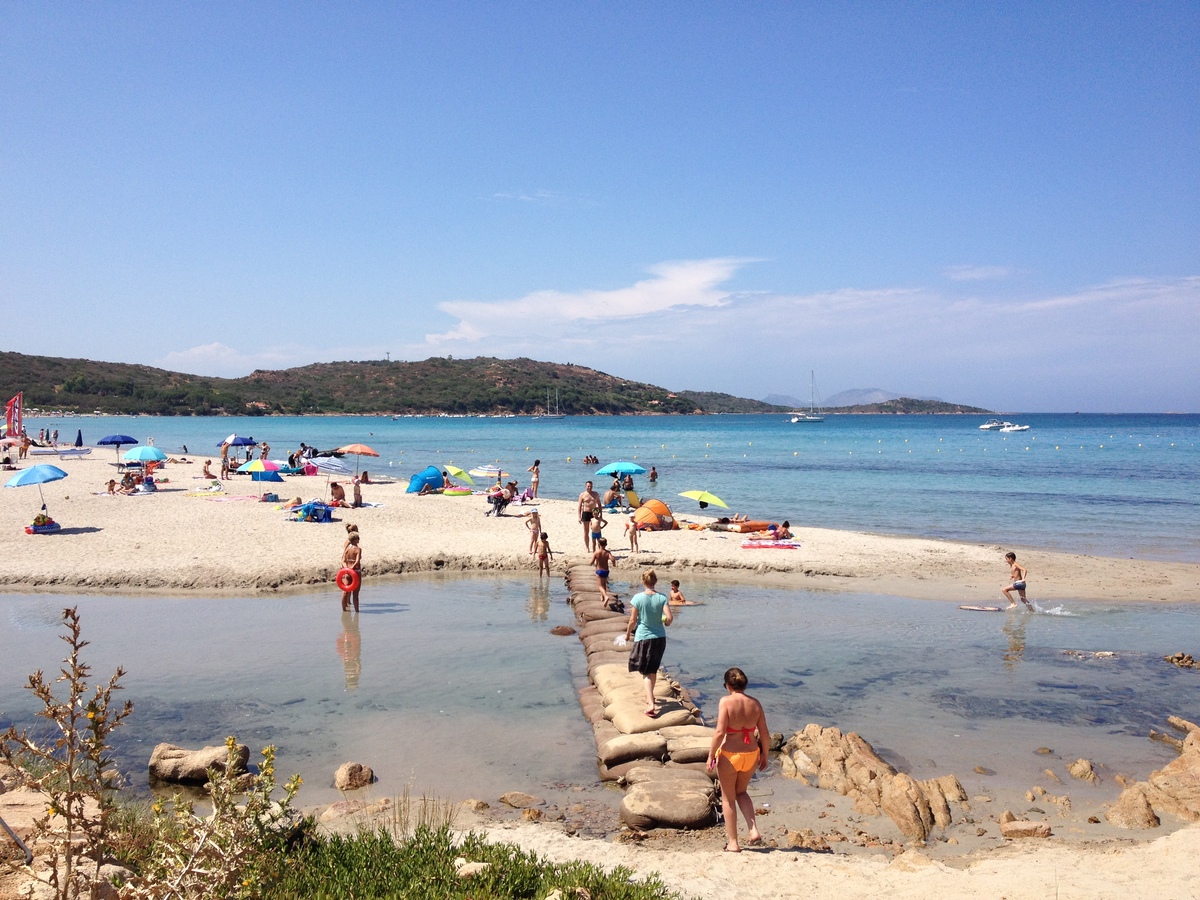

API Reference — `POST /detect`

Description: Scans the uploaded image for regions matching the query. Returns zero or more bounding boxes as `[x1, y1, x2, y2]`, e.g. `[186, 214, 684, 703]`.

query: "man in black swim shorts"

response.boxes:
[578, 480, 601, 549]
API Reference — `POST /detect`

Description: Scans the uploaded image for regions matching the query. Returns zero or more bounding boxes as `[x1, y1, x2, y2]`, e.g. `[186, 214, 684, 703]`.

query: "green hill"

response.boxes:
[0, 352, 782, 416]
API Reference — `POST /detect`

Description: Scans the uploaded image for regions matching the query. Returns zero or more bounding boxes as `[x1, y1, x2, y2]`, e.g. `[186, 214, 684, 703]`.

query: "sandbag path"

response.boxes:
[564, 563, 719, 831]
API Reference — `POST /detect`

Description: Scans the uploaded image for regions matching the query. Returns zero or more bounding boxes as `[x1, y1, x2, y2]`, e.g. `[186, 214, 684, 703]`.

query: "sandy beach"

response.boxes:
[2, 454, 1197, 601]
[3, 453, 1199, 898]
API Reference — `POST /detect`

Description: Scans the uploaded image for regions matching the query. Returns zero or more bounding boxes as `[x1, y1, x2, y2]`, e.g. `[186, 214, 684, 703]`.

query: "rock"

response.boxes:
[1044, 768, 1062, 783]
[148, 742, 248, 786]
[785, 828, 831, 852]
[1068, 759, 1099, 783]
[550, 625, 577, 636]
[998, 810, 1016, 824]
[334, 762, 374, 791]
[1000, 820, 1052, 838]
[1143, 730, 1200, 821]
[454, 858, 491, 878]
[1105, 783, 1160, 828]
[462, 798, 490, 811]
[522, 808, 542, 822]
[880, 773, 934, 843]
[319, 800, 367, 822]
[1035, 747, 1054, 755]
[973, 766, 995, 776]
[499, 791, 544, 809]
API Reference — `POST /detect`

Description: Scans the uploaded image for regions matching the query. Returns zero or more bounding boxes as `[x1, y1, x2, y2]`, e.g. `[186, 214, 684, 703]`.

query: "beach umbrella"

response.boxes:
[311, 457, 353, 476]
[336, 443, 379, 477]
[469, 465, 510, 481]
[5, 464, 68, 514]
[678, 490, 729, 509]
[218, 434, 257, 447]
[74, 429, 83, 448]
[445, 464, 474, 485]
[98, 434, 138, 464]
[124, 445, 168, 463]
[238, 458, 284, 482]
[595, 461, 647, 477]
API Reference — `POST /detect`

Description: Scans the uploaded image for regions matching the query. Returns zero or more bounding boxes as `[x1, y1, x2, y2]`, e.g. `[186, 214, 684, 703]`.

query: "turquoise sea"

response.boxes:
[5, 412, 1198, 810]
[27, 411, 1200, 561]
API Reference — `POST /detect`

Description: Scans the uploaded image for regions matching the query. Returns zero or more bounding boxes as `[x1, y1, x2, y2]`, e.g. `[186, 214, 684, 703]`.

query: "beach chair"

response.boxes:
[485, 492, 511, 517]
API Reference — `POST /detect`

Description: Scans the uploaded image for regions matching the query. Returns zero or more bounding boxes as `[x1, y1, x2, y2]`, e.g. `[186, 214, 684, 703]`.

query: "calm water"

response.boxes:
[26, 412, 1200, 561]
[2, 575, 1196, 807]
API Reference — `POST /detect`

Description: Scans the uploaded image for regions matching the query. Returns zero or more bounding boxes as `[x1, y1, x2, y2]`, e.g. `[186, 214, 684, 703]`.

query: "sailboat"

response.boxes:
[536, 389, 565, 419]
[790, 372, 824, 423]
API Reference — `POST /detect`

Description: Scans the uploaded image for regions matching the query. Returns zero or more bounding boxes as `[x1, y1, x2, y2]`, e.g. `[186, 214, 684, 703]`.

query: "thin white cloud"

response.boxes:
[943, 264, 1014, 282]
[155, 343, 302, 378]
[423, 258, 752, 346]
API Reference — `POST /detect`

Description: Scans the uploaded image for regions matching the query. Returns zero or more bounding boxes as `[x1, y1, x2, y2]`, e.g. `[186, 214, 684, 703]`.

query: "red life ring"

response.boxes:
[336, 567, 361, 593]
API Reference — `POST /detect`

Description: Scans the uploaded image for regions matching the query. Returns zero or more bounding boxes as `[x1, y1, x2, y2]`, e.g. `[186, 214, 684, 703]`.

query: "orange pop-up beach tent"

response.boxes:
[633, 498, 678, 530]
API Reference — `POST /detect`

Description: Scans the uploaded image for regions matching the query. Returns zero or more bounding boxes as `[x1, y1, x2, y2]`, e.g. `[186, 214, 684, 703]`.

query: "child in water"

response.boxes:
[536, 532, 553, 577]
[669, 579, 701, 606]
[1002, 551, 1033, 610]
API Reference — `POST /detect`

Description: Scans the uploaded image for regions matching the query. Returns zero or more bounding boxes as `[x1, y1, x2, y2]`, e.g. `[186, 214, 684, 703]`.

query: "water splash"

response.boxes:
[1031, 601, 1078, 616]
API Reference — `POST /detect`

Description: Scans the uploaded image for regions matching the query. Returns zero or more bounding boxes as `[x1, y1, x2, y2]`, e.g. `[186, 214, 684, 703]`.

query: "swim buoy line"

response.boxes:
[336, 567, 361, 593]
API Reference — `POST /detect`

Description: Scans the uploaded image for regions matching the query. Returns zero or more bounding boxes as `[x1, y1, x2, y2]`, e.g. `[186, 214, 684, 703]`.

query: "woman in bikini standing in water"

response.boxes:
[706, 667, 769, 852]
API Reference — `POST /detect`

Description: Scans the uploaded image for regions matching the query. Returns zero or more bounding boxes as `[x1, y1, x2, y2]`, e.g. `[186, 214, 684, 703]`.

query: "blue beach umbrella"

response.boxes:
[124, 446, 168, 463]
[595, 461, 647, 477]
[98, 434, 139, 464]
[5, 464, 68, 513]
[219, 434, 257, 447]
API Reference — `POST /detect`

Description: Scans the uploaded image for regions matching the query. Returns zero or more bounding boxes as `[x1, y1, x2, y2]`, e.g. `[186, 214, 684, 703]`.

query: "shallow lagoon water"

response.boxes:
[3, 574, 1197, 811]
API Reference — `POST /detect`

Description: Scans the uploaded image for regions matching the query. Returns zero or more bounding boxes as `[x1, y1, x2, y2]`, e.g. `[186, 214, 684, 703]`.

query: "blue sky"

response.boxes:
[1, 3, 1197, 411]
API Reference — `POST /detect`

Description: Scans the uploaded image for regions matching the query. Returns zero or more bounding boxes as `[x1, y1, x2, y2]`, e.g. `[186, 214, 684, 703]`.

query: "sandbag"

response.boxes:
[579, 618, 629, 639]
[591, 664, 640, 694]
[620, 782, 716, 830]
[597, 731, 669, 767]
[610, 701, 698, 734]
[658, 725, 716, 741]
[598, 758, 656, 782]
[666, 736, 712, 764]
[583, 633, 631, 656]
[587, 651, 632, 671]
[622, 764, 713, 788]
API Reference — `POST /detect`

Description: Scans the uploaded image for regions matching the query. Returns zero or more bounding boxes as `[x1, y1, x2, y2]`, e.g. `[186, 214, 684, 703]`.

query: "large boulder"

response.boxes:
[1106, 724, 1200, 827]
[148, 742, 248, 785]
[334, 762, 374, 791]
[1105, 783, 1160, 829]
[780, 724, 964, 843]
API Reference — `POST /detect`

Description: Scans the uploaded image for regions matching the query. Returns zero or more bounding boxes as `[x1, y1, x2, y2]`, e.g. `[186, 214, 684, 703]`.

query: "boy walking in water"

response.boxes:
[1002, 552, 1032, 610]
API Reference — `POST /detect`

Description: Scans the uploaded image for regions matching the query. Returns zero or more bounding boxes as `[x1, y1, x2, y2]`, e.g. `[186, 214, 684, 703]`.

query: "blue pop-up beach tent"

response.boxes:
[406, 465, 443, 493]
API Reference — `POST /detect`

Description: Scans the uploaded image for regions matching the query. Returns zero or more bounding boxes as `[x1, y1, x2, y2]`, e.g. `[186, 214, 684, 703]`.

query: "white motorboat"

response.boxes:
[1000, 423, 1030, 433]
[979, 419, 1011, 430]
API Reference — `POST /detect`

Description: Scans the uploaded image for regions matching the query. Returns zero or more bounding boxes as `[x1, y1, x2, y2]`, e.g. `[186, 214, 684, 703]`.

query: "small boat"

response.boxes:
[790, 371, 824, 423]
[1000, 423, 1031, 433]
[29, 447, 92, 457]
[979, 419, 1011, 430]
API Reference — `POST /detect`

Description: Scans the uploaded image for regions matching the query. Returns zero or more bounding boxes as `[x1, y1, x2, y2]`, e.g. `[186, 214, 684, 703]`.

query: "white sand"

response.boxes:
[2, 454, 1197, 601]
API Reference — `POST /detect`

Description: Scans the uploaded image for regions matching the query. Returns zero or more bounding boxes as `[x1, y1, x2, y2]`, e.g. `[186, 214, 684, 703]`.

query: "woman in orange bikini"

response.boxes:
[706, 667, 769, 851]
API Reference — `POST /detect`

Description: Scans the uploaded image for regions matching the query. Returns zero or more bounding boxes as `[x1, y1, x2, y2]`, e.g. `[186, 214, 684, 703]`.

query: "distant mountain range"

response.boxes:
[765, 388, 945, 408]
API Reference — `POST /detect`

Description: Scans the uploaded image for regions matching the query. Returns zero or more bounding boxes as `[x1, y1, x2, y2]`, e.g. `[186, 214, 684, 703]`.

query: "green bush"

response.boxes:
[263, 826, 683, 900]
